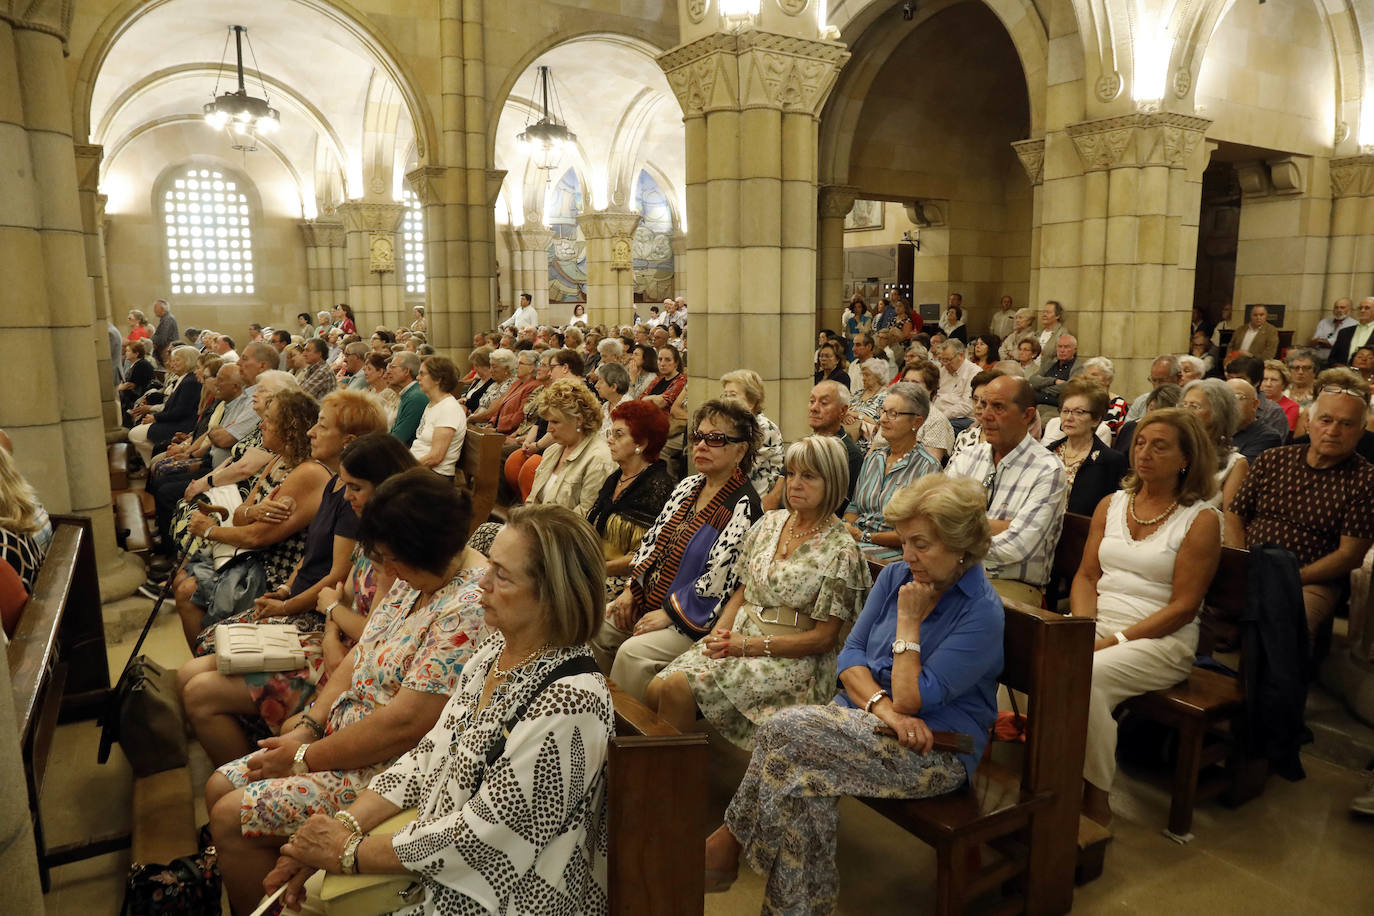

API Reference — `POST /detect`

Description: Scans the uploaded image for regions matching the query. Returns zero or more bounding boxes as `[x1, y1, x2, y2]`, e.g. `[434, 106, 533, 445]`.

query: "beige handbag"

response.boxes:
[214, 623, 307, 674]
[287, 810, 421, 916]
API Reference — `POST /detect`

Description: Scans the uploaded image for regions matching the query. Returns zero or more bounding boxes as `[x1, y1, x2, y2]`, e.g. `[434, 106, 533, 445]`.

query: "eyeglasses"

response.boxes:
[1290, 364, 1315, 373]
[690, 430, 747, 448]
[1182, 401, 1206, 412]
[1319, 385, 1368, 401]
[879, 408, 917, 419]
[1059, 408, 1092, 419]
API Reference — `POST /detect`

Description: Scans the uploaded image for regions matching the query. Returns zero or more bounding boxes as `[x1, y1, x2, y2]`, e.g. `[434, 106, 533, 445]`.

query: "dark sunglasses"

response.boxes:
[690, 430, 746, 448]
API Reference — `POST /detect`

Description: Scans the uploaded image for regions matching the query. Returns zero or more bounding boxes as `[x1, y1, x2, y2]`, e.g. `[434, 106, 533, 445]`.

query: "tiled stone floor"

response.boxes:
[37, 599, 1374, 915]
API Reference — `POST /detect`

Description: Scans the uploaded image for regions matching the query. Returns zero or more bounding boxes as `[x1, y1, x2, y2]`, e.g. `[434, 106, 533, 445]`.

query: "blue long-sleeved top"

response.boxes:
[835, 561, 1003, 778]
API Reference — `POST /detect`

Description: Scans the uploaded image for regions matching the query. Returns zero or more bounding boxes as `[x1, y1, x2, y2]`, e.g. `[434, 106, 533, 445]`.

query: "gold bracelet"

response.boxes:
[741, 636, 750, 657]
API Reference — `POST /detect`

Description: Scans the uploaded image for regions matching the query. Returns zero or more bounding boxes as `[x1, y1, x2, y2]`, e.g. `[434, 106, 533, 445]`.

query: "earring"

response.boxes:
[635, 447, 641, 453]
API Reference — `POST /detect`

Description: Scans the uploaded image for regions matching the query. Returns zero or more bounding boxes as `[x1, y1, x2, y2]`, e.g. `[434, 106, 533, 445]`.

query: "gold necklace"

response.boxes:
[491, 642, 549, 678]
[1128, 491, 1178, 526]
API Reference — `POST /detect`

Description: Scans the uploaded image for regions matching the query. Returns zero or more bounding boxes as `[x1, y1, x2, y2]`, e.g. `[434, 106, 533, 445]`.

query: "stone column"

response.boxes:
[660, 20, 849, 442]
[402, 0, 501, 365]
[337, 200, 405, 332]
[669, 230, 687, 299]
[75, 143, 120, 434]
[1034, 112, 1209, 397]
[1230, 157, 1331, 346]
[0, 7, 140, 599]
[1326, 156, 1374, 303]
[577, 209, 642, 327]
[817, 185, 858, 335]
[505, 224, 553, 319]
[299, 218, 347, 316]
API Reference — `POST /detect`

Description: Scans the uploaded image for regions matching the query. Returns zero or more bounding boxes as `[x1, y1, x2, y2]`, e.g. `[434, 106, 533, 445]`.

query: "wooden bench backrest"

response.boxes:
[606, 680, 708, 916]
[999, 598, 1095, 914]
[459, 427, 505, 536]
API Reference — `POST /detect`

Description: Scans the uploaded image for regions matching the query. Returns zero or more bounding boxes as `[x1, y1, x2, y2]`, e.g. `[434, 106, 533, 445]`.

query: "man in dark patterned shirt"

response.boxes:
[1225, 368, 1374, 640]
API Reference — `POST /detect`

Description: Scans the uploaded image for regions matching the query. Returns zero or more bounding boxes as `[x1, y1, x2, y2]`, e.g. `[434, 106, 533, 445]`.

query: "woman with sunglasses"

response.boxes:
[590, 399, 763, 699]
[843, 383, 939, 551]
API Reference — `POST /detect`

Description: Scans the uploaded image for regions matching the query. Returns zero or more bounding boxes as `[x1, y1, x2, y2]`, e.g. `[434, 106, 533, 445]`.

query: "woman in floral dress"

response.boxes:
[205, 470, 487, 914]
[648, 436, 871, 749]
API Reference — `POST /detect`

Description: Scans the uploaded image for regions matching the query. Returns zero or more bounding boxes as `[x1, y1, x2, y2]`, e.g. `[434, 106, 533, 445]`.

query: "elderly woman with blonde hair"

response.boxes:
[525, 377, 615, 515]
[721, 368, 784, 496]
[703, 473, 1003, 908]
[648, 435, 871, 747]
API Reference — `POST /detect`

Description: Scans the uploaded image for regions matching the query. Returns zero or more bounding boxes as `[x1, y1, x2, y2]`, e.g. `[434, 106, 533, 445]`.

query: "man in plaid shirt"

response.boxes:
[945, 374, 1067, 604]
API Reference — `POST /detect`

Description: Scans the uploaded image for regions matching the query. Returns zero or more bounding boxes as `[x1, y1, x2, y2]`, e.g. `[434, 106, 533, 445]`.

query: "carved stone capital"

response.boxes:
[1010, 138, 1045, 186]
[1331, 155, 1374, 199]
[578, 210, 643, 270]
[299, 218, 346, 248]
[405, 166, 450, 206]
[1, 0, 74, 43]
[659, 29, 849, 117]
[818, 185, 860, 219]
[73, 143, 102, 192]
[486, 169, 508, 207]
[510, 225, 554, 252]
[337, 200, 406, 233]
[1066, 112, 1211, 172]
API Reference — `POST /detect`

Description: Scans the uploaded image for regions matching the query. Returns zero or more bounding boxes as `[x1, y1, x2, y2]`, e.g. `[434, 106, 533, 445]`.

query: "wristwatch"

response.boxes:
[892, 639, 921, 656]
[339, 831, 365, 875]
[291, 742, 311, 775]
[1114, 631, 1129, 646]
[860, 529, 872, 544]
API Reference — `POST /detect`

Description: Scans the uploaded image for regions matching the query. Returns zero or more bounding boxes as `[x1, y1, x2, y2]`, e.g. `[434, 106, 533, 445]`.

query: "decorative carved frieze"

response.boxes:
[1066, 112, 1211, 172]
[905, 200, 947, 228]
[299, 218, 346, 248]
[406, 166, 448, 206]
[1331, 156, 1374, 199]
[817, 185, 859, 219]
[1010, 138, 1045, 186]
[659, 29, 848, 117]
[338, 201, 405, 232]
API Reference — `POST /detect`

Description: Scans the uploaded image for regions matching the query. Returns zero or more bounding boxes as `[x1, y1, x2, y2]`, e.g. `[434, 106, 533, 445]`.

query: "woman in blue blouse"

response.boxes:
[703, 473, 1003, 913]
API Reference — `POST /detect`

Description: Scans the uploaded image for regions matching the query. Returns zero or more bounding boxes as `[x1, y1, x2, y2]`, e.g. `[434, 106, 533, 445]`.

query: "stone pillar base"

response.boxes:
[99, 548, 146, 604]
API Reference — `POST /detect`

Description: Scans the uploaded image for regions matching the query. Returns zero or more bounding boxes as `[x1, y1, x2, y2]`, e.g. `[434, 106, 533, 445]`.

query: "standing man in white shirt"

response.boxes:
[946, 374, 1068, 604]
[500, 292, 539, 330]
[989, 295, 1016, 340]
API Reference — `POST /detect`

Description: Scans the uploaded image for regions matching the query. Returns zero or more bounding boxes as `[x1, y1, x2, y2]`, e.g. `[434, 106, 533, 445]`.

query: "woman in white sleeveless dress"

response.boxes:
[1070, 408, 1223, 827]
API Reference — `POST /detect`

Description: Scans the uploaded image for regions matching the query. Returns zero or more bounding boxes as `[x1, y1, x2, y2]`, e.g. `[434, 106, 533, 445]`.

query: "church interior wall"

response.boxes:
[102, 123, 311, 336]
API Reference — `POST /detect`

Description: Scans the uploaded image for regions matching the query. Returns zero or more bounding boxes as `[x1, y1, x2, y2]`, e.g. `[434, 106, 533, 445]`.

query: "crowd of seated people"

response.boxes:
[94, 289, 1374, 914]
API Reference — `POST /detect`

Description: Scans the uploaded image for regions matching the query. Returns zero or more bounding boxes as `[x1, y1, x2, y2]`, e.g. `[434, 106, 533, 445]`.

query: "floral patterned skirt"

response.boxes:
[218, 753, 390, 837]
[657, 611, 837, 750]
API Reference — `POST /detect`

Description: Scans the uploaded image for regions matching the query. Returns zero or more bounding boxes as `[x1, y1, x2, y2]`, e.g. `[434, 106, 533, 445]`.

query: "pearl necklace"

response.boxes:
[781, 512, 826, 558]
[491, 643, 549, 678]
[1127, 491, 1178, 526]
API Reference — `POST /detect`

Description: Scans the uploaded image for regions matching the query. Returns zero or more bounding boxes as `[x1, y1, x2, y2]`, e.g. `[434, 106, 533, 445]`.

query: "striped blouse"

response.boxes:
[849, 442, 939, 535]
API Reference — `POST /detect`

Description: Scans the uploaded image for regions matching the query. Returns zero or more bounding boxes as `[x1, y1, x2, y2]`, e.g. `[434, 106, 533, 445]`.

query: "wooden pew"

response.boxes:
[457, 426, 506, 533]
[107, 443, 131, 491]
[1119, 545, 1266, 839]
[607, 680, 709, 915]
[7, 515, 116, 890]
[856, 600, 1095, 915]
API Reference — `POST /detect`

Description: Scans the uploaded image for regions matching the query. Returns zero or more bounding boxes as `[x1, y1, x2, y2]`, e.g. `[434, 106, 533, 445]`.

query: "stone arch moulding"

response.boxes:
[485, 30, 673, 165]
[72, 0, 439, 165]
[638, 161, 685, 233]
[1170, 0, 1366, 146]
[109, 117, 309, 217]
[92, 64, 350, 183]
[820, 0, 1049, 186]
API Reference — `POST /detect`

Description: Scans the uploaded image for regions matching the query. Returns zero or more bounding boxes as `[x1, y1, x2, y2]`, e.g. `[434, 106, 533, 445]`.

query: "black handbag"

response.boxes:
[121, 826, 221, 916]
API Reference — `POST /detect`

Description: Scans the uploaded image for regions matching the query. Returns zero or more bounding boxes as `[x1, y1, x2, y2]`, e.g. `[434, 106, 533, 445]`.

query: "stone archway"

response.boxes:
[817, 1, 1036, 334]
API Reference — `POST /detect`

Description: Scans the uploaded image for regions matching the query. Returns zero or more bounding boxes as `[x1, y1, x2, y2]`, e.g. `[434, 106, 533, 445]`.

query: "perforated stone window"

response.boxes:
[402, 190, 426, 295]
[162, 168, 254, 296]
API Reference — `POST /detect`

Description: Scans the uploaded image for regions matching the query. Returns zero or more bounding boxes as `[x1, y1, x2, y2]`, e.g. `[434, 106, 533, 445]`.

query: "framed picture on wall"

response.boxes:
[844, 199, 884, 232]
